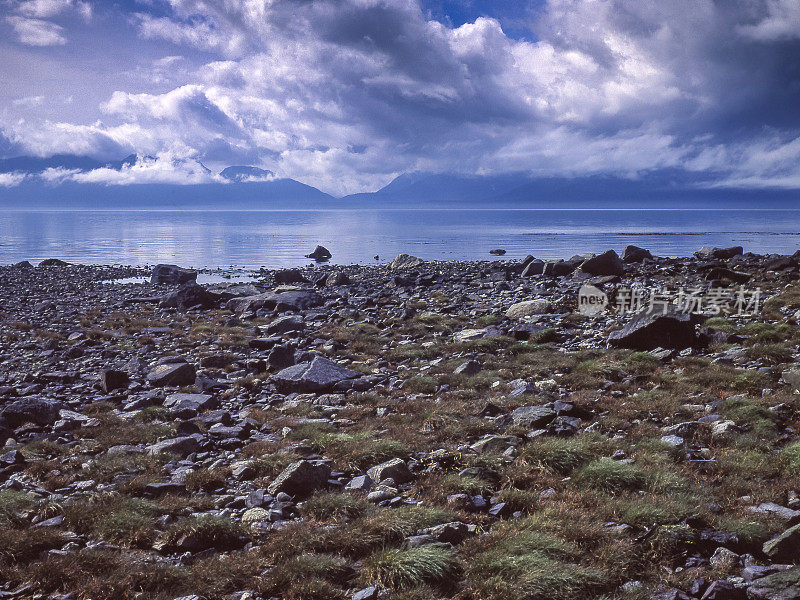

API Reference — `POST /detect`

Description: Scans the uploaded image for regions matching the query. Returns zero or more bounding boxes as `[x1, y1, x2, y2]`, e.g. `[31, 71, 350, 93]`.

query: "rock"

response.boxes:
[265, 315, 304, 334]
[160, 283, 218, 309]
[306, 245, 332, 261]
[608, 310, 696, 351]
[367, 458, 412, 484]
[267, 460, 331, 497]
[453, 328, 495, 343]
[228, 290, 323, 314]
[580, 250, 625, 276]
[268, 345, 296, 370]
[346, 474, 375, 491]
[660, 434, 684, 447]
[622, 245, 653, 263]
[351, 587, 378, 600]
[763, 523, 800, 560]
[100, 369, 129, 393]
[241, 507, 271, 532]
[505, 299, 551, 319]
[151, 264, 197, 285]
[489, 249, 506, 255]
[695, 246, 744, 260]
[454, 360, 481, 376]
[470, 434, 520, 453]
[749, 503, 800, 524]
[747, 566, 800, 600]
[781, 367, 800, 391]
[510, 405, 556, 428]
[164, 393, 215, 419]
[274, 269, 307, 284]
[390, 254, 424, 270]
[709, 547, 739, 572]
[544, 260, 579, 276]
[147, 362, 196, 387]
[521, 260, 545, 277]
[420, 521, 472, 544]
[701, 580, 745, 600]
[146, 435, 201, 457]
[0, 398, 60, 427]
[39, 258, 68, 267]
[272, 356, 361, 393]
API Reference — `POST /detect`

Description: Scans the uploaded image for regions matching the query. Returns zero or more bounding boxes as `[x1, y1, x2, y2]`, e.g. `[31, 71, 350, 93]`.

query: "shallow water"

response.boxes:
[2, 208, 799, 268]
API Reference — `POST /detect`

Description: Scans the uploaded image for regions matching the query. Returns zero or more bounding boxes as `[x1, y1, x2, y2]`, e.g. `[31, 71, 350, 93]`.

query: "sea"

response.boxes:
[2, 207, 800, 269]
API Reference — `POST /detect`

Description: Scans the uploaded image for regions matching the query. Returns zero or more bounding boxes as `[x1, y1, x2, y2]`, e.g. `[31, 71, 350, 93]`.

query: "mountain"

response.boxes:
[0, 155, 332, 208]
[341, 170, 800, 208]
[220, 166, 275, 182]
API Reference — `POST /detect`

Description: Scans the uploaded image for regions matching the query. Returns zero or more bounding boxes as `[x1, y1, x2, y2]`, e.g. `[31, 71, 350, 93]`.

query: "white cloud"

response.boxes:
[6, 16, 66, 46]
[0, 172, 28, 187]
[4, 0, 800, 193]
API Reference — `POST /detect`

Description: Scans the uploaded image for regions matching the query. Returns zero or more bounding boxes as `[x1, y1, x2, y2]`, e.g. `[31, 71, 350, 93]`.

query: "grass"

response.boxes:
[573, 458, 647, 494]
[301, 492, 372, 521]
[163, 515, 246, 552]
[306, 431, 408, 471]
[463, 527, 610, 600]
[363, 546, 460, 590]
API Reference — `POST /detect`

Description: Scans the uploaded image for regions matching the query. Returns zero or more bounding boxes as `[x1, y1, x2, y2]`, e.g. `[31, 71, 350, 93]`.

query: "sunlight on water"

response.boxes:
[2, 208, 799, 268]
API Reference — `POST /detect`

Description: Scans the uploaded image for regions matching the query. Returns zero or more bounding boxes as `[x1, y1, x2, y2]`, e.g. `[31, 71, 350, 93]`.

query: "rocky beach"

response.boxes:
[2, 246, 800, 600]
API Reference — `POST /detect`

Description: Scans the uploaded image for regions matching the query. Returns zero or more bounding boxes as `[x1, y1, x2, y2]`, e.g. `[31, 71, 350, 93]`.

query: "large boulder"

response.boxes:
[267, 460, 331, 497]
[390, 254, 424, 270]
[506, 299, 552, 319]
[0, 398, 60, 427]
[608, 310, 696, 351]
[510, 405, 556, 428]
[695, 246, 744, 260]
[747, 567, 800, 600]
[306, 245, 332, 261]
[147, 362, 196, 387]
[164, 393, 215, 419]
[763, 523, 800, 560]
[622, 245, 653, 263]
[272, 356, 360, 393]
[146, 435, 201, 456]
[160, 283, 218, 310]
[274, 269, 308, 284]
[367, 458, 412, 484]
[151, 264, 197, 285]
[228, 290, 323, 314]
[543, 260, 579, 277]
[580, 250, 625, 276]
[100, 369, 129, 393]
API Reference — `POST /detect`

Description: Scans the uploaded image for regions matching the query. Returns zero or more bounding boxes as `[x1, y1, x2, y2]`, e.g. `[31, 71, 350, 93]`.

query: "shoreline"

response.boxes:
[2, 247, 800, 599]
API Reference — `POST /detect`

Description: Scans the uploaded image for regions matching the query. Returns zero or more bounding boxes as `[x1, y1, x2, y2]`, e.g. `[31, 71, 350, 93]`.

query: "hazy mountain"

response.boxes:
[220, 166, 275, 182]
[0, 155, 332, 208]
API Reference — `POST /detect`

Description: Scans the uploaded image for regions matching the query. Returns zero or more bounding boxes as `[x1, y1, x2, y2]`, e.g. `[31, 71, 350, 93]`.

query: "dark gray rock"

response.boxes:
[160, 283, 218, 309]
[580, 250, 625, 276]
[0, 398, 60, 427]
[267, 460, 331, 497]
[306, 245, 332, 261]
[151, 264, 197, 285]
[454, 360, 481, 376]
[608, 310, 696, 351]
[268, 345, 296, 370]
[763, 523, 800, 560]
[273, 356, 360, 393]
[164, 393, 215, 419]
[146, 435, 201, 456]
[622, 245, 653, 263]
[147, 362, 196, 387]
[100, 369, 129, 393]
[274, 269, 308, 284]
[747, 566, 800, 600]
[265, 315, 304, 334]
[510, 405, 556, 428]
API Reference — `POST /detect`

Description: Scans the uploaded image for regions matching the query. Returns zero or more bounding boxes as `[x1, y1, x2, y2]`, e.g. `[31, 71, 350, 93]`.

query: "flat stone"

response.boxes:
[146, 435, 201, 457]
[272, 356, 360, 393]
[367, 458, 412, 484]
[147, 362, 196, 387]
[747, 567, 800, 600]
[510, 405, 556, 428]
[608, 310, 696, 351]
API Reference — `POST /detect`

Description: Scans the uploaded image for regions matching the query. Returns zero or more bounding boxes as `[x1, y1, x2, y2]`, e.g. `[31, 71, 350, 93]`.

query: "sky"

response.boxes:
[1, 0, 800, 195]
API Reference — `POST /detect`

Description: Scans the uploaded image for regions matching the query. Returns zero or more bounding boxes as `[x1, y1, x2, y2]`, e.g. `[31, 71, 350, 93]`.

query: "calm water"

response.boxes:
[1, 208, 800, 269]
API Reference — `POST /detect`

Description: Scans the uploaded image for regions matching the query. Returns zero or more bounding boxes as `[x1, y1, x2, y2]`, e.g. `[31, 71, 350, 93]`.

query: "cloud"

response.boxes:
[0, 172, 28, 187]
[4, 0, 800, 194]
[740, 0, 800, 41]
[6, 16, 66, 45]
[16, 0, 88, 19]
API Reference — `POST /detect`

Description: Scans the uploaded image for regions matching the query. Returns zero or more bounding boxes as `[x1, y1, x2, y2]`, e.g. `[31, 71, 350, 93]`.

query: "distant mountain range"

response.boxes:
[1, 154, 798, 208]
